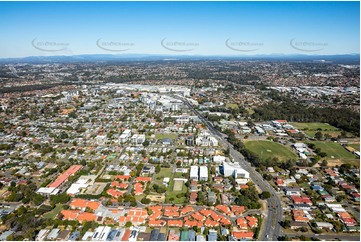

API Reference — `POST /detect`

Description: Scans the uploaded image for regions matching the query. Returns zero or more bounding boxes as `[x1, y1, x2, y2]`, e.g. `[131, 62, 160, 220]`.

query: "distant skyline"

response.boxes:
[0, 1, 359, 58]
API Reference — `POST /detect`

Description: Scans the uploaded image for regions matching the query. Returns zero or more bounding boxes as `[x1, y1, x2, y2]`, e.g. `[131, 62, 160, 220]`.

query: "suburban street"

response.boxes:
[178, 96, 284, 241]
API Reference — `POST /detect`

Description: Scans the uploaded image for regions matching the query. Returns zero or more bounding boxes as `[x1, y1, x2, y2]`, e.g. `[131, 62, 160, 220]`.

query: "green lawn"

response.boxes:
[166, 177, 187, 204]
[246, 108, 255, 115]
[290, 122, 338, 131]
[152, 167, 187, 203]
[244, 140, 297, 162]
[310, 141, 357, 160]
[43, 204, 63, 219]
[154, 133, 177, 141]
[290, 122, 352, 138]
[226, 103, 239, 109]
[153, 168, 173, 186]
[304, 130, 345, 138]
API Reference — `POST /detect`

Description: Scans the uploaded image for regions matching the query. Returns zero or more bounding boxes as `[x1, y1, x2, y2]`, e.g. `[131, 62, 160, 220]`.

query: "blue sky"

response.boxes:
[0, 1, 359, 57]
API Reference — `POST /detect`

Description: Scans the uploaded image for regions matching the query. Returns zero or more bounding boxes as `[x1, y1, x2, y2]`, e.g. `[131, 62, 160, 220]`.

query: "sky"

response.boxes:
[0, 1, 359, 57]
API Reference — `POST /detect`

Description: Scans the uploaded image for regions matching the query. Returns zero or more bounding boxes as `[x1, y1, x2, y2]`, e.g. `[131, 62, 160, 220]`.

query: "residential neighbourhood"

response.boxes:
[0, 59, 359, 241]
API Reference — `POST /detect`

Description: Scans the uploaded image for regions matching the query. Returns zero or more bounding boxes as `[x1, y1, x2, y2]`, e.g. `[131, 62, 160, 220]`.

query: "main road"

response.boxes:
[176, 95, 283, 241]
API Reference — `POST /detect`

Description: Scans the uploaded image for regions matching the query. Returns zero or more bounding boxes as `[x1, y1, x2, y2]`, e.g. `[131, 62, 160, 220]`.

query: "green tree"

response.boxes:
[260, 191, 271, 199]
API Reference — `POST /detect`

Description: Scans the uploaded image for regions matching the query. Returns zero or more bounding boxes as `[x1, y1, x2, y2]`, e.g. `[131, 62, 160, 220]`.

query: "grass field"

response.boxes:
[290, 122, 338, 131]
[153, 168, 173, 186]
[244, 140, 297, 162]
[226, 103, 239, 109]
[310, 141, 357, 161]
[303, 130, 345, 138]
[166, 178, 187, 204]
[290, 122, 352, 138]
[173, 180, 184, 191]
[43, 204, 63, 219]
[154, 133, 177, 141]
[348, 143, 360, 151]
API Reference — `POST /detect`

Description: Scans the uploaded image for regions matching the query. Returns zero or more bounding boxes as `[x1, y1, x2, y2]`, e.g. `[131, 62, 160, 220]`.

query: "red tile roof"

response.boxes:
[48, 165, 82, 188]
[148, 219, 167, 227]
[110, 181, 129, 189]
[236, 218, 248, 229]
[291, 195, 312, 205]
[107, 188, 126, 198]
[135, 177, 152, 182]
[77, 212, 97, 222]
[69, 198, 100, 210]
[116, 175, 131, 181]
[232, 231, 254, 240]
[167, 220, 183, 227]
[180, 206, 194, 215]
[215, 205, 232, 216]
[204, 218, 219, 227]
[191, 212, 205, 221]
[199, 209, 212, 217]
[121, 230, 131, 241]
[134, 183, 144, 195]
[128, 208, 148, 217]
[231, 205, 245, 216]
[337, 212, 352, 219]
[246, 216, 258, 228]
[61, 210, 80, 220]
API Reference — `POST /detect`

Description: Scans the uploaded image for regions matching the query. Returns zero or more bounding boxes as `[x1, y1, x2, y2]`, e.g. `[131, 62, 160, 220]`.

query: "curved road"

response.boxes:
[178, 96, 283, 241]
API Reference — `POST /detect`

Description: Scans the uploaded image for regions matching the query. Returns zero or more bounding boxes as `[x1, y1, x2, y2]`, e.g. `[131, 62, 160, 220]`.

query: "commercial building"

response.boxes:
[190, 166, 199, 181]
[47, 165, 83, 189]
[221, 161, 249, 179]
[199, 166, 208, 181]
[119, 130, 132, 143]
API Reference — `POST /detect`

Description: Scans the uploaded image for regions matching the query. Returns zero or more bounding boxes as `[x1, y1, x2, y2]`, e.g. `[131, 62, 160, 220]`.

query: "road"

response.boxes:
[177, 95, 283, 241]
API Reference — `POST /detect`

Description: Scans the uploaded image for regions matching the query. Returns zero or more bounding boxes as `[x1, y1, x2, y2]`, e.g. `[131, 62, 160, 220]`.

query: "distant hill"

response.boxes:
[0, 53, 359, 64]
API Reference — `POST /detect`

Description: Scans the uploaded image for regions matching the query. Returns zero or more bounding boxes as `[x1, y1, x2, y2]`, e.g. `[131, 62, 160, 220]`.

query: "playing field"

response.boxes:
[153, 168, 173, 186]
[154, 133, 177, 140]
[226, 103, 239, 109]
[244, 140, 297, 162]
[166, 178, 187, 204]
[290, 122, 351, 138]
[303, 130, 345, 138]
[310, 141, 357, 160]
[290, 122, 338, 131]
[173, 180, 184, 191]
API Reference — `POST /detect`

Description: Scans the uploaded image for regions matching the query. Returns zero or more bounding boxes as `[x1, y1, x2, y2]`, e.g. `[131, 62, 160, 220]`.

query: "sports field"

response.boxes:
[173, 180, 184, 191]
[154, 133, 177, 140]
[290, 122, 345, 138]
[153, 168, 173, 186]
[226, 103, 239, 109]
[166, 177, 187, 204]
[310, 141, 357, 161]
[290, 122, 338, 131]
[244, 140, 297, 162]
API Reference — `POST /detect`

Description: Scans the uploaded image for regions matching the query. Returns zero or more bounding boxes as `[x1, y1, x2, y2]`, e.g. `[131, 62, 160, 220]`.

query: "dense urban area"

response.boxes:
[0, 59, 360, 241]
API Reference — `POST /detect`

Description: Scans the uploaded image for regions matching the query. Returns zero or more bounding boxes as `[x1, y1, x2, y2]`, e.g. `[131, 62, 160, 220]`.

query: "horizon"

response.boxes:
[0, 1, 359, 58]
